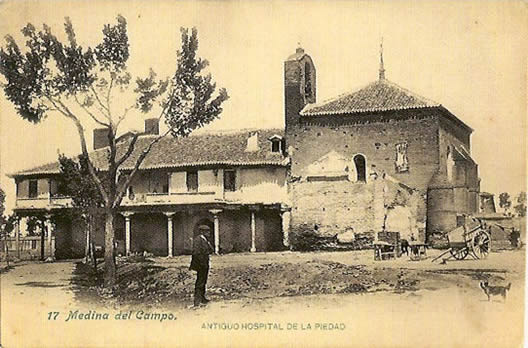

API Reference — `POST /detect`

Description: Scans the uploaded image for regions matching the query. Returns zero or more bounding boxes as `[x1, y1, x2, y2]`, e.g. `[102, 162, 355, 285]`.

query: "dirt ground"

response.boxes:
[1, 248, 525, 347]
[73, 248, 523, 309]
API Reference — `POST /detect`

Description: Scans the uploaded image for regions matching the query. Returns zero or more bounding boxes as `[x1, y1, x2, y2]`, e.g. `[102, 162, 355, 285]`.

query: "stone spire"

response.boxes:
[379, 37, 385, 80]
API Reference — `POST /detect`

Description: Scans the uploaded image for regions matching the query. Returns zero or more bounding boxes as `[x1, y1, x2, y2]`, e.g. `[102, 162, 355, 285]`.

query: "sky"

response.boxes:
[0, 0, 526, 212]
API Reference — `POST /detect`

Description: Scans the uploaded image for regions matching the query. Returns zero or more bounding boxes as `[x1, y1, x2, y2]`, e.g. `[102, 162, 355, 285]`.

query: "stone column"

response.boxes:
[164, 212, 175, 257]
[281, 209, 291, 248]
[209, 209, 222, 254]
[14, 216, 20, 259]
[121, 212, 133, 256]
[250, 211, 256, 252]
[45, 214, 54, 261]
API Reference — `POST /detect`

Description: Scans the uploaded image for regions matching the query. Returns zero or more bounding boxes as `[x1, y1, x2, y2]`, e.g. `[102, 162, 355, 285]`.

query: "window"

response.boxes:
[224, 170, 236, 192]
[128, 186, 135, 200]
[304, 62, 312, 99]
[353, 155, 366, 182]
[395, 142, 409, 172]
[186, 171, 198, 192]
[271, 140, 281, 153]
[28, 180, 38, 198]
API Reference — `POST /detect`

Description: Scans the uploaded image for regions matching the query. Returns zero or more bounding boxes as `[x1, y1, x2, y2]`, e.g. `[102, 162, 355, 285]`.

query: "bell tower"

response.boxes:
[284, 46, 316, 133]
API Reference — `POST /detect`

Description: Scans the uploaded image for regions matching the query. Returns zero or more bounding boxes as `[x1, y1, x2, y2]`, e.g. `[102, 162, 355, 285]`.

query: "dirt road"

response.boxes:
[1, 250, 525, 347]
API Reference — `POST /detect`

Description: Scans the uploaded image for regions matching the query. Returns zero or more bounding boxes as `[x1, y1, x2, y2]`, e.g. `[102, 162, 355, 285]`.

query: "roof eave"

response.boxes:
[8, 171, 62, 179]
[438, 106, 474, 133]
[300, 104, 441, 117]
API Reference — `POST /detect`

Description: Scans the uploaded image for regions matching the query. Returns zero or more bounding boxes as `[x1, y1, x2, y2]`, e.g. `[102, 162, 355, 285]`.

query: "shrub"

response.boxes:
[290, 228, 321, 251]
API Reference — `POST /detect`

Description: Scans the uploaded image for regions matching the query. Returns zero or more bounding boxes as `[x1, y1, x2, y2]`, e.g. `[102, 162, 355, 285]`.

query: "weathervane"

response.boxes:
[379, 37, 385, 80]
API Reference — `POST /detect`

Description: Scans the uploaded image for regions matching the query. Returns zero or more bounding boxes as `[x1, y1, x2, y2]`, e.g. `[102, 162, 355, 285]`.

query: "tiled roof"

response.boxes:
[300, 78, 440, 116]
[11, 129, 287, 177]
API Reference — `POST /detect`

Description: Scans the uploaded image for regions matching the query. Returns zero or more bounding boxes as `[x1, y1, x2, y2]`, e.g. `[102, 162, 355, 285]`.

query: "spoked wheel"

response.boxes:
[450, 247, 469, 260]
[471, 229, 491, 259]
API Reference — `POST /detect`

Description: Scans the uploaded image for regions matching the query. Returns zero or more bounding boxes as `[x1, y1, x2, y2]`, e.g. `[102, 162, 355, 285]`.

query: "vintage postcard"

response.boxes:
[0, 1, 526, 347]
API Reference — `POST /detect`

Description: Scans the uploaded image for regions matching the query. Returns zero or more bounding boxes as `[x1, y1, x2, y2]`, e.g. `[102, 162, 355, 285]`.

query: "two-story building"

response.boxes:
[9, 125, 290, 259]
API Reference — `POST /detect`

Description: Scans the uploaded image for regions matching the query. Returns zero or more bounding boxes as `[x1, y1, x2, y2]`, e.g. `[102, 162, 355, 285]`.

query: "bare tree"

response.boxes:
[0, 16, 228, 286]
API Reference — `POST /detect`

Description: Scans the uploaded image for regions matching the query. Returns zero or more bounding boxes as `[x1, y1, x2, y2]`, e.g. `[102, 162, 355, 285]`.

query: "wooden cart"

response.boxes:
[432, 218, 491, 262]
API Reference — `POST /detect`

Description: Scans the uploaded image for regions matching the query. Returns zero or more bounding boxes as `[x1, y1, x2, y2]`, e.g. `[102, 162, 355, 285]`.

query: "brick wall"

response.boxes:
[427, 119, 479, 242]
[287, 112, 438, 241]
[288, 114, 440, 191]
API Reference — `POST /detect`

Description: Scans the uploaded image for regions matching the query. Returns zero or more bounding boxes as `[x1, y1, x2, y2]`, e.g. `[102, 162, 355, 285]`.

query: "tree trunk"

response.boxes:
[84, 215, 91, 263]
[103, 210, 116, 287]
[4, 231, 9, 268]
[40, 220, 45, 261]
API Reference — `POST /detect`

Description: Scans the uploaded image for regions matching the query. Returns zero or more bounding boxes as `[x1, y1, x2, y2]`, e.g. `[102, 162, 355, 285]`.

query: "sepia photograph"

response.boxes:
[0, 1, 526, 347]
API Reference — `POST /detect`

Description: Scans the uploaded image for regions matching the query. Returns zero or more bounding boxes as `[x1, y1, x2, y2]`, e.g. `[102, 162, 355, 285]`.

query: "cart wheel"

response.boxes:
[471, 229, 491, 259]
[450, 247, 469, 260]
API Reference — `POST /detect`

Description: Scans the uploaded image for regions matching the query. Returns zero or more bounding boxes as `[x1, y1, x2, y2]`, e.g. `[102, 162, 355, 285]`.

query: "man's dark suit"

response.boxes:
[189, 233, 214, 306]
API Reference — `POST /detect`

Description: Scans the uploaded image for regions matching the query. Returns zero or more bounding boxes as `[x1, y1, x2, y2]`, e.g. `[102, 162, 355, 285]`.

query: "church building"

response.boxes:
[284, 46, 479, 245]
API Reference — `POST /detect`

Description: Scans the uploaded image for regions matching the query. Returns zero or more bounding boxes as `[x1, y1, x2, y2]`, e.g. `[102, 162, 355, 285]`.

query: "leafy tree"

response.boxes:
[514, 192, 526, 217]
[0, 188, 17, 266]
[0, 188, 14, 237]
[0, 188, 9, 266]
[25, 216, 41, 236]
[498, 192, 512, 215]
[58, 154, 104, 261]
[0, 17, 228, 286]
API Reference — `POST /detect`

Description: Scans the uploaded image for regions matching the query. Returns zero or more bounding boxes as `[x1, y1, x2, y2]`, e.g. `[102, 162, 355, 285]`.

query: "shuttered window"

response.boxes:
[186, 171, 198, 192]
[28, 180, 38, 198]
[224, 170, 236, 192]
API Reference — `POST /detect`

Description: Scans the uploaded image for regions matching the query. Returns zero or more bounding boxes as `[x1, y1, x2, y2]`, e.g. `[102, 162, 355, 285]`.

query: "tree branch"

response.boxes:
[114, 103, 136, 130]
[113, 126, 178, 208]
[106, 75, 114, 120]
[90, 85, 111, 119]
[44, 94, 110, 205]
[115, 133, 140, 168]
[73, 94, 110, 127]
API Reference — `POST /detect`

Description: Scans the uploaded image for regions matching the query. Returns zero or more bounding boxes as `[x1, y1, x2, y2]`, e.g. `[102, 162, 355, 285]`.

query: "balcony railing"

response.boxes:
[16, 185, 287, 209]
[15, 196, 73, 210]
[122, 185, 287, 206]
[122, 192, 220, 206]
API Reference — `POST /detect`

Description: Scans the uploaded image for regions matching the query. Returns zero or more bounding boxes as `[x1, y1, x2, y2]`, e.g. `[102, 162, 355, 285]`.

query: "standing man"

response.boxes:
[189, 226, 214, 307]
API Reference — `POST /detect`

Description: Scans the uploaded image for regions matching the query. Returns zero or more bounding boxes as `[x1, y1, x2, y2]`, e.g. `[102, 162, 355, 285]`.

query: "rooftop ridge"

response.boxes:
[301, 78, 441, 116]
[9, 128, 286, 177]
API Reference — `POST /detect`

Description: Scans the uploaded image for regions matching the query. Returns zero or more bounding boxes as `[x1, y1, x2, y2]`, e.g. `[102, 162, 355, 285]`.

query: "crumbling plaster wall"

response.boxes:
[290, 172, 426, 241]
[287, 114, 438, 241]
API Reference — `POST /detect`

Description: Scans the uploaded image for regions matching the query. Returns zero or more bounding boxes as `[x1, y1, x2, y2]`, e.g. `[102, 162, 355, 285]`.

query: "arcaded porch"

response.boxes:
[119, 205, 291, 256]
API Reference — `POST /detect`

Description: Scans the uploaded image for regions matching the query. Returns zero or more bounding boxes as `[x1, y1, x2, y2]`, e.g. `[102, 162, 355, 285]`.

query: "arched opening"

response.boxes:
[193, 218, 214, 245]
[353, 154, 366, 182]
[304, 62, 312, 99]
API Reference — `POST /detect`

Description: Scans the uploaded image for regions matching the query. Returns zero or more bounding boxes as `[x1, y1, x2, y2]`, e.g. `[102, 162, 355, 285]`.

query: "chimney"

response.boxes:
[245, 132, 259, 152]
[144, 118, 159, 135]
[93, 128, 111, 150]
